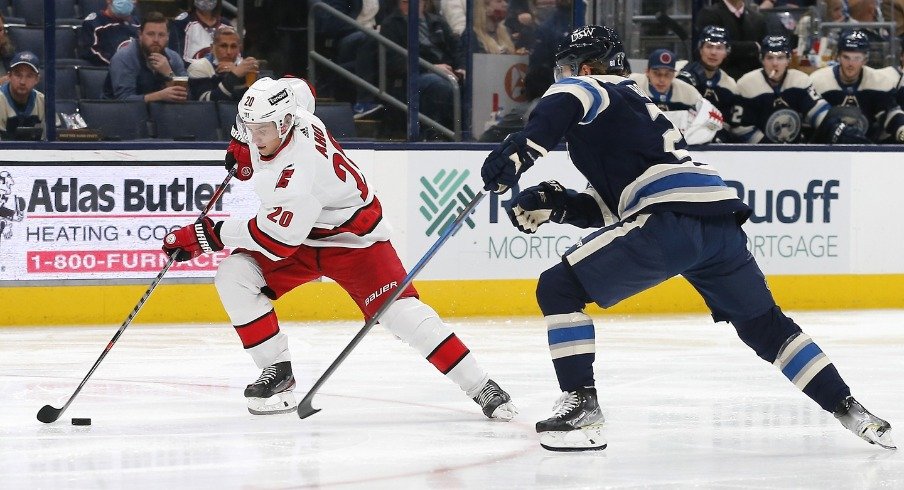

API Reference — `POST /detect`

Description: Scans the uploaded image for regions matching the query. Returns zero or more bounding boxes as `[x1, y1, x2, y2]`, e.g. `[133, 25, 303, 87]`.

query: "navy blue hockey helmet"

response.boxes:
[760, 35, 791, 57]
[838, 29, 870, 53]
[697, 25, 730, 51]
[554, 25, 626, 80]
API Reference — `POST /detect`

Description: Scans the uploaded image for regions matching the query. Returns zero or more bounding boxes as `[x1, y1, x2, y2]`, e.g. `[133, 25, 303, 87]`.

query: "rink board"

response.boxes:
[2, 146, 903, 325]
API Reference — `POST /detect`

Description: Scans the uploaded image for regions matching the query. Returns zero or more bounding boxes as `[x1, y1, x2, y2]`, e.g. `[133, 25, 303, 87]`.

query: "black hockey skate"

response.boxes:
[472, 379, 517, 420]
[245, 361, 297, 415]
[536, 387, 606, 451]
[834, 396, 896, 449]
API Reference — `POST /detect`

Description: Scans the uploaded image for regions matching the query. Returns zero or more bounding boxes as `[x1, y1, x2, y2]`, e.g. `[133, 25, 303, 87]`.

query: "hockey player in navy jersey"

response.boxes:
[732, 35, 837, 143]
[481, 24, 895, 452]
[630, 48, 723, 145]
[677, 25, 737, 122]
[810, 29, 904, 143]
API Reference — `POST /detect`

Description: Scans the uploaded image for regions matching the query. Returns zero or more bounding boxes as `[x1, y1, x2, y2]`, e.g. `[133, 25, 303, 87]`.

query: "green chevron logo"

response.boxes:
[418, 169, 477, 236]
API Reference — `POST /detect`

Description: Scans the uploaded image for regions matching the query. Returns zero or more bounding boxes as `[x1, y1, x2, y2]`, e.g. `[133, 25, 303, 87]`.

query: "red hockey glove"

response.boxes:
[162, 217, 224, 262]
[225, 138, 253, 181]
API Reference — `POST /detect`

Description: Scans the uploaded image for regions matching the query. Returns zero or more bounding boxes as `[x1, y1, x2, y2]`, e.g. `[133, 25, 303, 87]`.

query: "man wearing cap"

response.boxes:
[732, 35, 837, 144]
[630, 48, 723, 144]
[810, 29, 904, 143]
[0, 51, 44, 140]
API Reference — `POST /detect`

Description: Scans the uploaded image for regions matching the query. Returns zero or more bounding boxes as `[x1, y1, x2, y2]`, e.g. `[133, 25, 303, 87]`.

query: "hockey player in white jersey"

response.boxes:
[162, 77, 517, 419]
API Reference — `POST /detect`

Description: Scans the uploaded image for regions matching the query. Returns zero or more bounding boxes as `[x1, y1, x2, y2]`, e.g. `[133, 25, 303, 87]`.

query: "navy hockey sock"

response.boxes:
[733, 306, 850, 413]
[537, 263, 596, 391]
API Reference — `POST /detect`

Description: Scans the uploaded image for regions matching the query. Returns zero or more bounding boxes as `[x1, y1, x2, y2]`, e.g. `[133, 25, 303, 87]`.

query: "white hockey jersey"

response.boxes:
[218, 111, 392, 261]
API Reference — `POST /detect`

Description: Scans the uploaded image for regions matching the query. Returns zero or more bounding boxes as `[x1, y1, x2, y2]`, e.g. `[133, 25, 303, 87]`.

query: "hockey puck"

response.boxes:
[71, 418, 92, 426]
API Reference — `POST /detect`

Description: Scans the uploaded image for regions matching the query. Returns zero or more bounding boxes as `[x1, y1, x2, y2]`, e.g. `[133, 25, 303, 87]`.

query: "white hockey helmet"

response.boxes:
[238, 77, 298, 141]
[286, 76, 316, 114]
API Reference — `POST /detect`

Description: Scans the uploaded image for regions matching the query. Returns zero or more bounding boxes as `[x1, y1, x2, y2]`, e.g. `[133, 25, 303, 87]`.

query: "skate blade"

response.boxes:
[861, 427, 897, 450]
[247, 391, 298, 415]
[489, 401, 518, 421]
[539, 425, 607, 452]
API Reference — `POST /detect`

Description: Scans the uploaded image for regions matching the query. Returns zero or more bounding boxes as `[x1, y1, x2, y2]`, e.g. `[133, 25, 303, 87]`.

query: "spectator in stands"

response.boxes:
[881, 0, 904, 38]
[473, 0, 525, 54]
[78, 0, 140, 66]
[677, 25, 737, 141]
[0, 51, 44, 140]
[381, 0, 463, 139]
[171, 0, 233, 62]
[694, 0, 768, 80]
[0, 13, 15, 85]
[188, 26, 259, 102]
[732, 35, 836, 143]
[810, 29, 904, 143]
[105, 12, 188, 102]
[503, 0, 555, 51]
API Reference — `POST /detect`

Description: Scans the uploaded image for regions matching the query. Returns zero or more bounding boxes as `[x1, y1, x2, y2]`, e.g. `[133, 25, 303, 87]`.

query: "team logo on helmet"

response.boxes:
[268, 88, 289, 106]
[838, 29, 870, 53]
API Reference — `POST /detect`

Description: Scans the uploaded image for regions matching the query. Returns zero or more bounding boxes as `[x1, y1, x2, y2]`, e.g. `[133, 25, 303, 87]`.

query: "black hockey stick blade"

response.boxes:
[37, 404, 62, 423]
[296, 400, 320, 420]
[297, 191, 486, 419]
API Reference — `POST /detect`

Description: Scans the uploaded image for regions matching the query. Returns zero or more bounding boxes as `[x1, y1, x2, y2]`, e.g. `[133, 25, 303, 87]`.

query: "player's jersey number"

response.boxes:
[332, 152, 368, 201]
[644, 102, 691, 160]
[266, 207, 294, 227]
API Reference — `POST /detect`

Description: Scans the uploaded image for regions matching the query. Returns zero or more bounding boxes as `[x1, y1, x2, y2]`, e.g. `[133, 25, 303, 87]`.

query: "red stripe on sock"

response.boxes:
[234, 310, 280, 348]
[427, 334, 470, 374]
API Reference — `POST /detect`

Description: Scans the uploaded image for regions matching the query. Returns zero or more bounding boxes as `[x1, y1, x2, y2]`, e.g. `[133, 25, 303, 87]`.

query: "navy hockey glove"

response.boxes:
[162, 217, 224, 262]
[506, 180, 567, 234]
[481, 132, 547, 194]
[224, 137, 253, 181]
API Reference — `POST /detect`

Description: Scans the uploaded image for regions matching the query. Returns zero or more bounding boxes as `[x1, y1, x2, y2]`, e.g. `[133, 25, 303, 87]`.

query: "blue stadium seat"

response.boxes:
[149, 101, 220, 141]
[55, 98, 77, 115]
[7, 25, 79, 60]
[78, 99, 149, 140]
[316, 102, 358, 139]
[216, 100, 239, 141]
[76, 65, 108, 99]
[36, 65, 78, 99]
[12, 0, 76, 25]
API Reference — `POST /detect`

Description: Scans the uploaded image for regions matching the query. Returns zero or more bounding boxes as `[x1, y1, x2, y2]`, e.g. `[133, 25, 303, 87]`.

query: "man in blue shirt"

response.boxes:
[104, 11, 188, 102]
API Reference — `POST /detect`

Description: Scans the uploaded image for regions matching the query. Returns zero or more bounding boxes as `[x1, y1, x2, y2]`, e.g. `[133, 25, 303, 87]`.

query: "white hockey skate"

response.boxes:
[536, 387, 606, 451]
[245, 361, 297, 415]
[834, 396, 896, 449]
[472, 379, 518, 421]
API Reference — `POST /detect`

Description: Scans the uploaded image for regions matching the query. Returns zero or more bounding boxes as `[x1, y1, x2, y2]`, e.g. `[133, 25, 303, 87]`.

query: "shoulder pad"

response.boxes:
[85, 12, 97, 21]
[175, 12, 188, 20]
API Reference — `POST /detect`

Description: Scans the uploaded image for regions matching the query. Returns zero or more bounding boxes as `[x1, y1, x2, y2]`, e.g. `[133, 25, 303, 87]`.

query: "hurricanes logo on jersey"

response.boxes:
[276, 168, 294, 189]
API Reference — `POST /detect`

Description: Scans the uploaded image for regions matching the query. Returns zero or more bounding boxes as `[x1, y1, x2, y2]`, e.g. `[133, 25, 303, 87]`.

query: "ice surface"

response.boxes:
[2, 311, 902, 488]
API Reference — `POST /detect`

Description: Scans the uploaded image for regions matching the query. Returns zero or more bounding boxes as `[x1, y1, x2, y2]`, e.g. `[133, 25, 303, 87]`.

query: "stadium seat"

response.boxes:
[78, 99, 149, 140]
[12, 0, 77, 25]
[316, 102, 358, 139]
[149, 101, 220, 141]
[36, 65, 78, 99]
[55, 98, 78, 115]
[77, 66, 108, 99]
[7, 25, 79, 60]
[216, 101, 239, 141]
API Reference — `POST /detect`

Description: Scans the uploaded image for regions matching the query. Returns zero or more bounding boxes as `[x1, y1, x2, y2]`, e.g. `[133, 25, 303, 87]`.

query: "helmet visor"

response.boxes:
[242, 121, 280, 147]
[554, 60, 577, 82]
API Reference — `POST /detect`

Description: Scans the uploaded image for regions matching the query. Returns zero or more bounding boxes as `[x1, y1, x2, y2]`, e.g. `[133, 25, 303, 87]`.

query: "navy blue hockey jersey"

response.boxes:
[677, 60, 737, 118]
[522, 75, 749, 222]
[78, 12, 139, 66]
[732, 68, 830, 143]
[810, 65, 904, 142]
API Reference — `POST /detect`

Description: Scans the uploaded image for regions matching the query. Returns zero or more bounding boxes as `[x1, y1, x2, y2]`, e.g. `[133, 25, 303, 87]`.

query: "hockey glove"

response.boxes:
[224, 137, 254, 181]
[506, 180, 568, 234]
[162, 217, 224, 262]
[481, 132, 547, 194]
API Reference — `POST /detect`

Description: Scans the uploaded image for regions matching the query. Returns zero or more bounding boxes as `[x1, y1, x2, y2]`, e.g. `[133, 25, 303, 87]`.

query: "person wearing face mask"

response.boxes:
[171, 0, 233, 62]
[78, 0, 141, 66]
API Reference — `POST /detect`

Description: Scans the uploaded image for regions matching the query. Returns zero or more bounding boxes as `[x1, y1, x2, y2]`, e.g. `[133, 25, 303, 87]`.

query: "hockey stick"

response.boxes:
[297, 190, 486, 419]
[37, 168, 236, 424]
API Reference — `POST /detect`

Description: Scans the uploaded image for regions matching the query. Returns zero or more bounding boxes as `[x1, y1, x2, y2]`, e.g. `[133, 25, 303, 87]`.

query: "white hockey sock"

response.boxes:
[381, 298, 488, 395]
